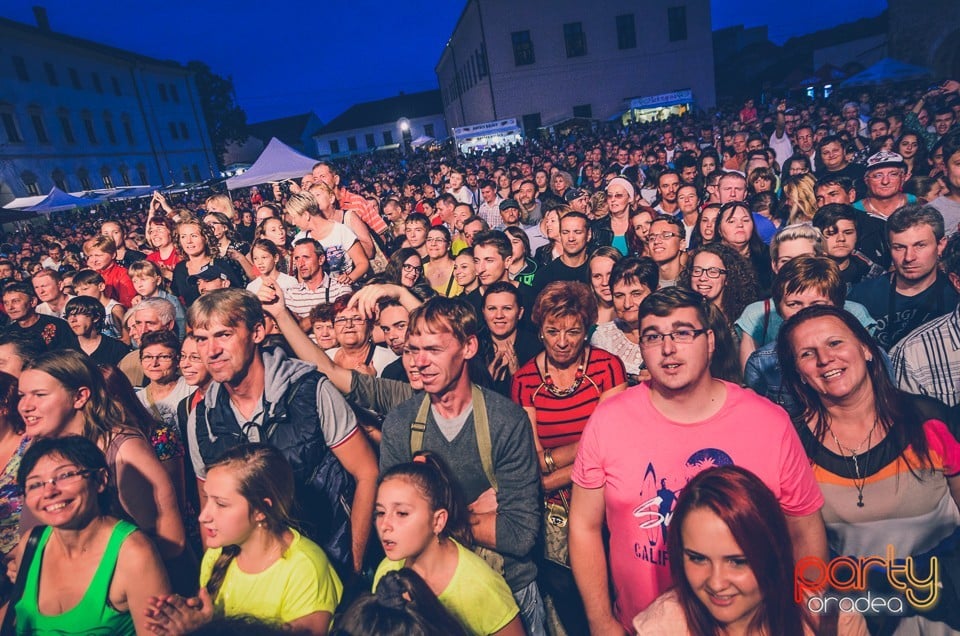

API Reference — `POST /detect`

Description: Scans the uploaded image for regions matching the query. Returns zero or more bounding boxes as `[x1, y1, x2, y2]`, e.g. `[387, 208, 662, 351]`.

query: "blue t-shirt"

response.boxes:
[735, 299, 878, 347]
[611, 234, 629, 256]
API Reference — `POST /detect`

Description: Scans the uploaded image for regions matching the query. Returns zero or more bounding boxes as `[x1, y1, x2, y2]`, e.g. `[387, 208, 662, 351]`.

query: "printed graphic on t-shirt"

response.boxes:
[632, 448, 734, 566]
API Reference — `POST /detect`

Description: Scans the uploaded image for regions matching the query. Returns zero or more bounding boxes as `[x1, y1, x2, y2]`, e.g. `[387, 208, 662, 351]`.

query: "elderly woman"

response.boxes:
[5, 436, 169, 634]
[778, 305, 960, 634]
[327, 294, 398, 377]
[590, 256, 659, 384]
[511, 281, 627, 635]
[422, 226, 462, 297]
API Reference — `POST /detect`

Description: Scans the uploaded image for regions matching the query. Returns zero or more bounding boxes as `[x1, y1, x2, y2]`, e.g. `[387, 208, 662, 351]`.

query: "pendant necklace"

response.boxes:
[826, 418, 878, 508]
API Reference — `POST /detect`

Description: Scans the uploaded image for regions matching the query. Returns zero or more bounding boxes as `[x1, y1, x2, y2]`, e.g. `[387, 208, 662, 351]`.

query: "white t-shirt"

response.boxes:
[246, 272, 299, 294]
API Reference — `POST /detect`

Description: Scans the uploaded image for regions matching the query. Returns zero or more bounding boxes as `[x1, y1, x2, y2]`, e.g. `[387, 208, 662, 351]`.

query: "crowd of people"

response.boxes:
[1, 79, 960, 635]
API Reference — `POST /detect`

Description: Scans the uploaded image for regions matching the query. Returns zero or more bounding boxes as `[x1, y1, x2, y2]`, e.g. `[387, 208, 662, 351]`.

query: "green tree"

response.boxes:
[187, 61, 247, 169]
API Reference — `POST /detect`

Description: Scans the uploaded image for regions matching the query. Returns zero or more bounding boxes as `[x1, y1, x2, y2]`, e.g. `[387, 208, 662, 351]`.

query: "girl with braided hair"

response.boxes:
[145, 444, 342, 635]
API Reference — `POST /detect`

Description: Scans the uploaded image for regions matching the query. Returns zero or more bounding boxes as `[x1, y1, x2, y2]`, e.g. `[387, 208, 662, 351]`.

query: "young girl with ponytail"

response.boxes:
[373, 452, 523, 636]
[144, 444, 342, 635]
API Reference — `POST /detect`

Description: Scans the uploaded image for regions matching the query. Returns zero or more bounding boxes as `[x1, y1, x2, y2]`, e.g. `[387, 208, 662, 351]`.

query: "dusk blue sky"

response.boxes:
[4, 0, 887, 123]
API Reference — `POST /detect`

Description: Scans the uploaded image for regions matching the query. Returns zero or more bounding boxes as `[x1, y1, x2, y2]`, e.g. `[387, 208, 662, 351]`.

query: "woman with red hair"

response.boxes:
[633, 465, 865, 635]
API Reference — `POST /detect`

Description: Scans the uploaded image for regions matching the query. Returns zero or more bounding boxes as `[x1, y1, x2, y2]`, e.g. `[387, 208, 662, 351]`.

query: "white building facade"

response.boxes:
[436, 0, 716, 132]
[0, 11, 218, 206]
[313, 90, 448, 158]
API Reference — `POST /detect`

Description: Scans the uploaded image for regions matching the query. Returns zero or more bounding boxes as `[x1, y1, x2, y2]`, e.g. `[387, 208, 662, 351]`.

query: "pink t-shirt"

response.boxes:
[572, 381, 824, 630]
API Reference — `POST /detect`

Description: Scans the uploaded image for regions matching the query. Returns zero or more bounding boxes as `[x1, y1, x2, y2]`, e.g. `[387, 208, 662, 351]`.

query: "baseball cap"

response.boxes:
[188, 262, 229, 285]
[865, 151, 906, 172]
[564, 188, 589, 203]
[499, 198, 521, 212]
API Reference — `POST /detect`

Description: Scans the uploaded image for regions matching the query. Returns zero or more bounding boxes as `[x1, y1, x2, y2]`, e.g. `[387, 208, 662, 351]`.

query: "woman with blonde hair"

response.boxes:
[171, 215, 243, 306]
[781, 173, 818, 224]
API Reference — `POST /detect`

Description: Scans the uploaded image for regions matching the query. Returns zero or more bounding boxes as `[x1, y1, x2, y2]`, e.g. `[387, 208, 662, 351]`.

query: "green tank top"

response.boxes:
[15, 519, 138, 635]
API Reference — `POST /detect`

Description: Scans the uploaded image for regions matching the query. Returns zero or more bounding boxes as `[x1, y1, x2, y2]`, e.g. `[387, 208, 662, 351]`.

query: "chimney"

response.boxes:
[33, 6, 50, 32]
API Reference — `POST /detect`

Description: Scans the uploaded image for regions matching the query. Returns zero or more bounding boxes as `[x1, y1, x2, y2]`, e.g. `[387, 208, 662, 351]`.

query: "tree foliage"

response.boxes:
[187, 61, 247, 169]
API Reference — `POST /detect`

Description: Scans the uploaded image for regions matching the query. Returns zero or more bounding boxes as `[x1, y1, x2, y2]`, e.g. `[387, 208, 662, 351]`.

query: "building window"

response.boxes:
[31, 113, 50, 143]
[137, 164, 148, 185]
[102, 174, 114, 188]
[52, 170, 67, 191]
[383, 131, 393, 145]
[122, 117, 135, 145]
[563, 22, 587, 58]
[573, 104, 593, 118]
[69, 67, 81, 89]
[180, 122, 189, 139]
[2, 113, 23, 143]
[111, 76, 121, 96]
[104, 118, 117, 144]
[522, 113, 542, 133]
[169, 122, 179, 140]
[668, 6, 688, 42]
[616, 14, 637, 49]
[476, 45, 488, 78]
[170, 84, 180, 102]
[120, 168, 131, 186]
[12, 56, 29, 82]
[59, 112, 75, 144]
[347, 136, 357, 152]
[365, 133, 375, 148]
[22, 172, 40, 196]
[192, 165, 201, 182]
[92, 73, 103, 94]
[424, 123, 435, 138]
[78, 168, 91, 190]
[44, 62, 58, 86]
[82, 113, 98, 144]
[159, 84, 168, 101]
[182, 166, 192, 183]
[329, 139, 340, 154]
[511, 31, 535, 66]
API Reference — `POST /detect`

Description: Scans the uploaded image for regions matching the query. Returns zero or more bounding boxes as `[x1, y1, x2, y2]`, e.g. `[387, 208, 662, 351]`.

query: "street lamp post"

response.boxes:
[398, 118, 410, 157]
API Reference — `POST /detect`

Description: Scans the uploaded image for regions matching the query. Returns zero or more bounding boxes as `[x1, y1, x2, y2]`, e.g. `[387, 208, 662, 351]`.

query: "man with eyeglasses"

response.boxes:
[569, 287, 827, 633]
[852, 151, 916, 221]
[283, 238, 352, 330]
[647, 215, 685, 288]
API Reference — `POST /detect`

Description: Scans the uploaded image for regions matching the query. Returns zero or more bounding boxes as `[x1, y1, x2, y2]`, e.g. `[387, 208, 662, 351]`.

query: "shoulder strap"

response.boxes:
[0, 525, 46, 634]
[472, 385, 498, 493]
[409, 386, 497, 492]
[761, 298, 771, 344]
[410, 393, 431, 454]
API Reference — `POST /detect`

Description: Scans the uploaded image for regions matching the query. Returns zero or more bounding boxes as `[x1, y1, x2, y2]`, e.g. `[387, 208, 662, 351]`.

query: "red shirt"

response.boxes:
[511, 347, 626, 449]
[339, 188, 388, 235]
[99, 261, 136, 307]
[147, 249, 182, 271]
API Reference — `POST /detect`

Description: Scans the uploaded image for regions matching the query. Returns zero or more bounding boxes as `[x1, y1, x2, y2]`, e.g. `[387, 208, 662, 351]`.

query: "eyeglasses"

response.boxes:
[334, 316, 366, 326]
[24, 469, 95, 494]
[691, 266, 727, 279]
[647, 231, 679, 242]
[865, 170, 903, 181]
[182, 354, 203, 363]
[401, 264, 420, 272]
[142, 354, 175, 363]
[639, 329, 707, 348]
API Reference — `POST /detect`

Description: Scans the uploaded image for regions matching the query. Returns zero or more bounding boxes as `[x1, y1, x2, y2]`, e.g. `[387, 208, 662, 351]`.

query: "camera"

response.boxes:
[278, 180, 293, 198]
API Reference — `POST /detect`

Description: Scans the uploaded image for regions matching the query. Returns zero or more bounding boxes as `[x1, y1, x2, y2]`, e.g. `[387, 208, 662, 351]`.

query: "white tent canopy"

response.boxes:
[410, 135, 435, 149]
[225, 137, 318, 190]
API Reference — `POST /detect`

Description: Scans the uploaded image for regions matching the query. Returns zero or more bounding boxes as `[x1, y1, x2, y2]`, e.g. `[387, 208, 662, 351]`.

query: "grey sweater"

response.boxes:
[380, 386, 542, 592]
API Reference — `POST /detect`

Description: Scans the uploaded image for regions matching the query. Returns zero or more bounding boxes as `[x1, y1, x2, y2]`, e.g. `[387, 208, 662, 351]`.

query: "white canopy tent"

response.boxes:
[225, 137, 318, 190]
